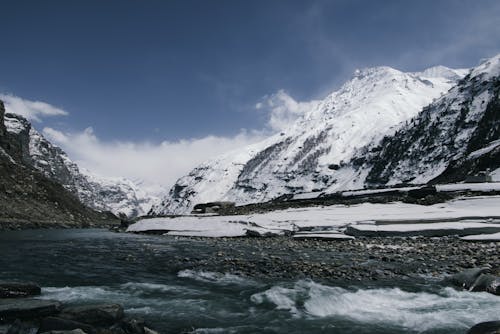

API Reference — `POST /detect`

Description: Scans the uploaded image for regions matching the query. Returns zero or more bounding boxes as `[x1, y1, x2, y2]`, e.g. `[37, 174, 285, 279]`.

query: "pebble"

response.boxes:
[158, 235, 499, 282]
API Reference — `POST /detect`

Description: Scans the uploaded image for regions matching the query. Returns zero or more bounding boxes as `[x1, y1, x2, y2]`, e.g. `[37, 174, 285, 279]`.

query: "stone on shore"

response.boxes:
[470, 274, 500, 295]
[58, 304, 124, 327]
[0, 282, 41, 299]
[449, 267, 500, 296]
[40, 330, 88, 334]
[0, 299, 60, 321]
[39, 317, 95, 334]
[467, 321, 500, 334]
[2, 319, 38, 334]
[449, 267, 491, 289]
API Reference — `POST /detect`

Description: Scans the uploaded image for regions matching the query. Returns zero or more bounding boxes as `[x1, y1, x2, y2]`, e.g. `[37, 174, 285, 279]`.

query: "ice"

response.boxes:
[460, 232, 500, 242]
[293, 232, 354, 240]
[348, 220, 500, 234]
[437, 182, 500, 192]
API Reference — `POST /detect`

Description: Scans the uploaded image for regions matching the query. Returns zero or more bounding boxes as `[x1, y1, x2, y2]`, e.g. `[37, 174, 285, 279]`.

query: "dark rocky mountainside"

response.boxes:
[0, 101, 118, 229]
[360, 56, 500, 186]
[3, 113, 156, 217]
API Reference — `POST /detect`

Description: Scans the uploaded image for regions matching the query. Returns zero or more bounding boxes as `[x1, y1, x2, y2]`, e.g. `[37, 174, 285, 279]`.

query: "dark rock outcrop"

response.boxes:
[0, 99, 119, 229]
[0, 101, 6, 138]
[58, 304, 124, 327]
[0, 299, 61, 321]
[0, 285, 158, 334]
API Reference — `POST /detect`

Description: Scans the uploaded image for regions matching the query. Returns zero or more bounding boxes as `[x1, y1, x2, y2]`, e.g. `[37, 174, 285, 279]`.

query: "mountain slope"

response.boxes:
[359, 54, 500, 186]
[152, 65, 467, 215]
[4, 113, 156, 217]
[0, 101, 117, 229]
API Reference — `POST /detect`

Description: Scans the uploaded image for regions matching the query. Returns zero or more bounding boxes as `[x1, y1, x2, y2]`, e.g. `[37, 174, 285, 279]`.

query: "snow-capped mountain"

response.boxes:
[151, 63, 469, 215]
[1, 100, 116, 227]
[360, 54, 500, 186]
[4, 113, 157, 217]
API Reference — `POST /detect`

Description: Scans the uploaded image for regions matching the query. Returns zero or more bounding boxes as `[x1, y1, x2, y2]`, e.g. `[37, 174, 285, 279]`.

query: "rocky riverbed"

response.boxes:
[155, 235, 500, 283]
[0, 229, 498, 334]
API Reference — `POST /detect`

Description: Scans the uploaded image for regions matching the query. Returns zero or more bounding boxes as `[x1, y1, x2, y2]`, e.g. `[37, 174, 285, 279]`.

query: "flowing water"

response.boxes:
[0, 229, 498, 333]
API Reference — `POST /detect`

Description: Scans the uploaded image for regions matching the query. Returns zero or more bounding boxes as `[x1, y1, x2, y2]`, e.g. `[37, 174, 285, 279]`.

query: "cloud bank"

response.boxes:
[1, 91, 315, 194]
[43, 126, 265, 194]
[0, 93, 68, 122]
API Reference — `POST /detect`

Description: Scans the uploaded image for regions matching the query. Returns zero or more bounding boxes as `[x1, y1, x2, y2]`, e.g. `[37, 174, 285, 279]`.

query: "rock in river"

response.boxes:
[39, 316, 95, 334]
[58, 304, 124, 327]
[449, 267, 500, 296]
[0, 282, 41, 298]
[467, 321, 500, 334]
[449, 267, 491, 289]
[0, 299, 60, 321]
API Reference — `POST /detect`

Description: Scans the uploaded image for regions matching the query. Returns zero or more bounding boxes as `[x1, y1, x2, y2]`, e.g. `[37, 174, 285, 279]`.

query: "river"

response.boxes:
[0, 229, 498, 333]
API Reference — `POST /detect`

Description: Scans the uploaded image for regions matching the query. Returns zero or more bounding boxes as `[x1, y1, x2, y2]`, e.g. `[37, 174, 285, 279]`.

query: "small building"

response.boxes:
[192, 201, 235, 214]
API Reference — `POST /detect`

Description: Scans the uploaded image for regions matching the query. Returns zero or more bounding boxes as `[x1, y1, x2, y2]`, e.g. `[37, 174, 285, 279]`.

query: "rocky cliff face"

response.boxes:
[151, 64, 469, 215]
[0, 102, 5, 137]
[3, 113, 156, 217]
[0, 101, 118, 229]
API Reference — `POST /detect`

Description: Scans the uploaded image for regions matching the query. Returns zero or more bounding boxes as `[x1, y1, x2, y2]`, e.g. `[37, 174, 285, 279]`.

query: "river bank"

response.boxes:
[137, 234, 500, 283]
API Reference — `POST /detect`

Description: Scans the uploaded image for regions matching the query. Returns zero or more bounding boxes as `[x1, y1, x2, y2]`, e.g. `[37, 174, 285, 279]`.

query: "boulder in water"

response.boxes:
[449, 267, 491, 289]
[469, 274, 500, 295]
[0, 282, 41, 298]
[467, 321, 500, 334]
[0, 299, 60, 321]
[39, 317, 95, 334]
[58, 304, 124, 327]
[40, 330, 88, 334]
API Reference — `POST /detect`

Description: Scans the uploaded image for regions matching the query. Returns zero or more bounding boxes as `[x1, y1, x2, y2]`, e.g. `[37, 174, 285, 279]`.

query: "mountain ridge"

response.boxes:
[3, 112, 157, 217]
[0, 101, 118, 229]
[151, 63, 475, 215]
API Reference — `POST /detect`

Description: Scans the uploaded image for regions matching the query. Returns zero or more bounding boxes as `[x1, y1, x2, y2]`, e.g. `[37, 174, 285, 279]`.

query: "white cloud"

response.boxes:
[257, 89, 319, 131]
[42, 126, 264, 194]
[0, 93, 68, 122]
[3, 91, 317, 196]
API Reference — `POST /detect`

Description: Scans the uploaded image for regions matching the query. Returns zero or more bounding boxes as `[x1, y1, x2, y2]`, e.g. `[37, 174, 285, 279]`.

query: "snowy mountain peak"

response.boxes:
[415, 65, 469, 81]
[362, 53, 500, 186]
[470, 54, 500, 79]
[151, 63, 469, 215]
[352, 66, 400, 79]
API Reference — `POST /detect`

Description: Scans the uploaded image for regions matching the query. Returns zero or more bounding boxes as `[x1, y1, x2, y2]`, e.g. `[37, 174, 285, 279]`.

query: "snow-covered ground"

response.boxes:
[347, 220, 500, 237]
[128, 195, 500, 238]
[436, 182, 500, 192]
[460, 232, 500, 242]
[493, 168, 500, 182]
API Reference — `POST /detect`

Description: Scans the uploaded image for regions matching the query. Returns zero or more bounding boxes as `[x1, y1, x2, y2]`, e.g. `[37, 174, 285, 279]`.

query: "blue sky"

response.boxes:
[0, 0, 499, 190]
